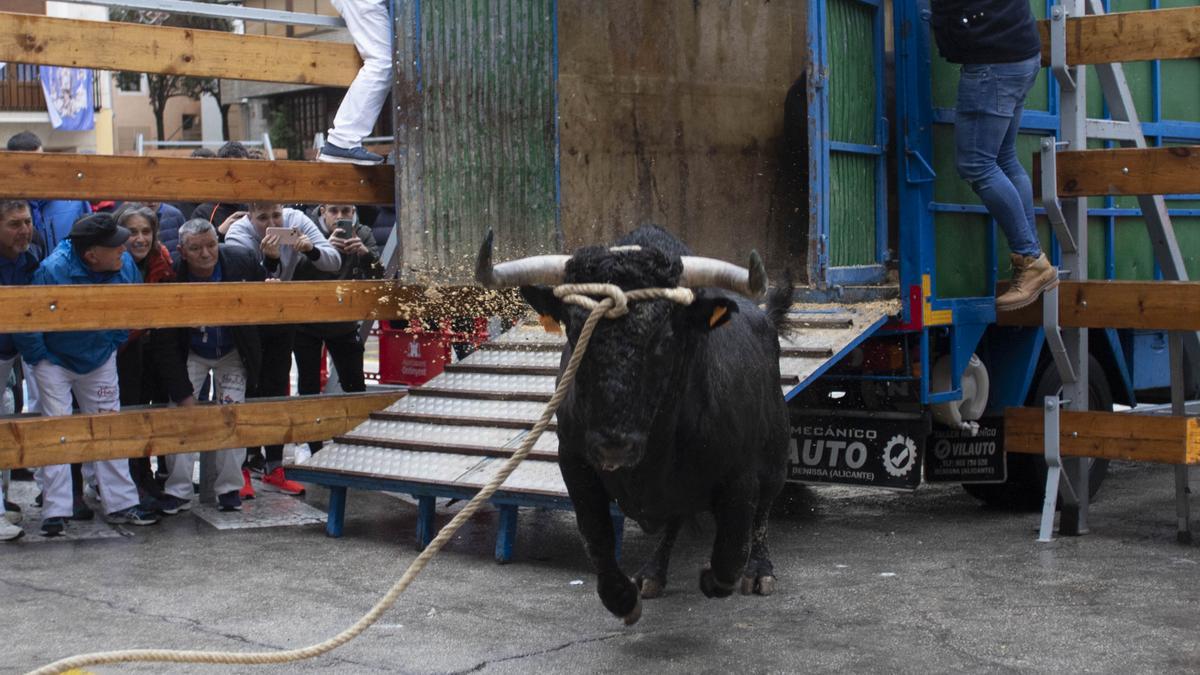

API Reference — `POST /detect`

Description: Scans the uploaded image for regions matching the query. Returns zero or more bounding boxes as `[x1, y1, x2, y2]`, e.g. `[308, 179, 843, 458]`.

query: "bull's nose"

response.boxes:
[585, 430, 643, 471]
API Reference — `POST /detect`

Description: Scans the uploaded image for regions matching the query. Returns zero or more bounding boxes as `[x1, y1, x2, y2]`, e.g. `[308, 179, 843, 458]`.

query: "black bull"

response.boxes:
[476, 225, 792, 625]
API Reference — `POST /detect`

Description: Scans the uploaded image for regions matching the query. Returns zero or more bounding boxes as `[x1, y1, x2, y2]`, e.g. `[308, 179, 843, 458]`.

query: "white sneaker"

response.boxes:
[4, 502, 20, 525]
[0, 518, 23, 541]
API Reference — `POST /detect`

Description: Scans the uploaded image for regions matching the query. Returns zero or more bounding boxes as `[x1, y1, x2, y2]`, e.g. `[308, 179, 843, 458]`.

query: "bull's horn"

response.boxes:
[679, 251, 767, 300]
[475, 229, 570, 288]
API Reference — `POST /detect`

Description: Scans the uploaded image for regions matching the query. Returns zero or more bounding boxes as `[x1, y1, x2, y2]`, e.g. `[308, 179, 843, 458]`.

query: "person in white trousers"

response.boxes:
[151, 219, 268, 513]
[14, 213, 159, 536]
[318, 0, 393, 166]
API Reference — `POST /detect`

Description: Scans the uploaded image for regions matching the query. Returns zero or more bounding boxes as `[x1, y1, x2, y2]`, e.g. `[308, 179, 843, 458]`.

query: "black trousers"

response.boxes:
[293, 327, 366, 452]
[250, 324, 296, 465]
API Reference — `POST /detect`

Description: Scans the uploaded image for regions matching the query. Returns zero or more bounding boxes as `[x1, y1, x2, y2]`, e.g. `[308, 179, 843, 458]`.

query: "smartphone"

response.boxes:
[265, 226, 302, 246]
[333, 219, 354, 239]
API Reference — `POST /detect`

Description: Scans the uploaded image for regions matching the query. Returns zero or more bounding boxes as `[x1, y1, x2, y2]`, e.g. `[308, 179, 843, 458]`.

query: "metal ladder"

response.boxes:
[1035, 0, 1196, 542]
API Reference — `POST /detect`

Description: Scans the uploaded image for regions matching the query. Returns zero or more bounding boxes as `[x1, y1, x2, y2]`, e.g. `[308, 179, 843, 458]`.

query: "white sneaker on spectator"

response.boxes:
[0, 518, 23, 541]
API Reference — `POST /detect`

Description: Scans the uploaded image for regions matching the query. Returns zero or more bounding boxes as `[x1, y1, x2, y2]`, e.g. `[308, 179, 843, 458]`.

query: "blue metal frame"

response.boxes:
[892, 0, 1200, 407]
[287, 467, 626, 564]
[809, 0, 890, 288]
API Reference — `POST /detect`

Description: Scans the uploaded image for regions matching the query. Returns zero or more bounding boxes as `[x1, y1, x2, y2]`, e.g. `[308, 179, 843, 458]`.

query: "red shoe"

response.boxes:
[261, 467, 305, 496]
[239, 468, 256, 500]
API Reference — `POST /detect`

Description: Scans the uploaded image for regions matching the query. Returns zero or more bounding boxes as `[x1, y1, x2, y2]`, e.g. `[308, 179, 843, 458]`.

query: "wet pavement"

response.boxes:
[3, 459, 1200, 674]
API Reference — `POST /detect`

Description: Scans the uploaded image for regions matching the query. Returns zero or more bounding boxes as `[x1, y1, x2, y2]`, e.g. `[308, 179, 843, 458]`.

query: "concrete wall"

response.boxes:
[558, 0, 808, 277]
[111, 81, 203, 155]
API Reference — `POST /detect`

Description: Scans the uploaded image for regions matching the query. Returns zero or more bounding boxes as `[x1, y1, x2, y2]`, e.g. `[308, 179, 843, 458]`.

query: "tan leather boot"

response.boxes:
[996, 252, 1059, 311]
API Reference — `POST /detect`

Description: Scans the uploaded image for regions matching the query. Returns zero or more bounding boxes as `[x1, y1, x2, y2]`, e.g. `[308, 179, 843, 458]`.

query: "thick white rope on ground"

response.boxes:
[28, 284, 694, 675]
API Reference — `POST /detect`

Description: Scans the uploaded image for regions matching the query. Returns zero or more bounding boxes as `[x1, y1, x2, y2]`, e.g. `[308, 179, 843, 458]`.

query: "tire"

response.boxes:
[962, 354, 1113, 511]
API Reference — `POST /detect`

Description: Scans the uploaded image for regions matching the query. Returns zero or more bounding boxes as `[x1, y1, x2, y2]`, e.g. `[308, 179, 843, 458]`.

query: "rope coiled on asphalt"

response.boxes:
[29, 284, 694, 675]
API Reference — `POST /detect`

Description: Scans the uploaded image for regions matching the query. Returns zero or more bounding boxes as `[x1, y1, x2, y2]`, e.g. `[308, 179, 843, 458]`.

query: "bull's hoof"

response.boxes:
[598, 574, 641, 623]
[699, 568, 736, 598]
[636, 575, 665, 599]
[740, 574, 777, 596]
[621, 595, 643, 626]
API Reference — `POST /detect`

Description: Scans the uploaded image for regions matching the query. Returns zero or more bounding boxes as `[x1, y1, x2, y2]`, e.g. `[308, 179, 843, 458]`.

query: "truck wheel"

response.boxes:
[962, 355, 1113, 510]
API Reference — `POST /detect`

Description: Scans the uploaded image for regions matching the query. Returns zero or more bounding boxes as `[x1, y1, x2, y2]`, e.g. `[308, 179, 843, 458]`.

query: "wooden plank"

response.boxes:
[0, 392, 402, 470]
[1054, 146, 1200, 197]
[1006, 407, 1200, 465]
[0, 281, 524, 332]
[0, 12, 360, 86]
[996, 281, 1200, 331]
[1038, 6, 1200, 66]
[0, 153, 393, 205]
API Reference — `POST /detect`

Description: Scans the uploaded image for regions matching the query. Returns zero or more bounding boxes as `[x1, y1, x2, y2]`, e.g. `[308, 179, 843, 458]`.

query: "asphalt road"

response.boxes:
[4, 459, 1200, 674]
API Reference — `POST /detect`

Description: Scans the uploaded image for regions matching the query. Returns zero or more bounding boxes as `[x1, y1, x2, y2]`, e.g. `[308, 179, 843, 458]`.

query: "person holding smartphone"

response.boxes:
[292, 204, 383, 455]
[225, 203, 340, 495]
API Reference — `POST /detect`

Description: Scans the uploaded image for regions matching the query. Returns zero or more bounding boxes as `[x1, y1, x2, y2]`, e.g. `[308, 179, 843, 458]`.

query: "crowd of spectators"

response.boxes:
[0, 135, 389, 541]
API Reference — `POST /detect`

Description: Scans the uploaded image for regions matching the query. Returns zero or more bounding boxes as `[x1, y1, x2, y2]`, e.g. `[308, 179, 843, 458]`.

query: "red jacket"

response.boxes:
[126, 244, 176, 345]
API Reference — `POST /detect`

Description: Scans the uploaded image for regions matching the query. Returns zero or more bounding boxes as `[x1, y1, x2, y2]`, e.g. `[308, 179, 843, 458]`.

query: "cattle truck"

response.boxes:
[383, 1, 1196, 499]
[285, 0, 1199, 548]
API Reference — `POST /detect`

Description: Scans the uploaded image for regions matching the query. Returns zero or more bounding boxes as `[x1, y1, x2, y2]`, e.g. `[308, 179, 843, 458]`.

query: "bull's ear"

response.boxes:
[686, 294, 739, 330]
[519, 285, 565, 326]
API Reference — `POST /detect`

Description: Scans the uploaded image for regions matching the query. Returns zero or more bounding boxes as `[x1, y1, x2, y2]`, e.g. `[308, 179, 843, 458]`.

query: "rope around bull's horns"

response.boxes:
[28, 284, 695, 675]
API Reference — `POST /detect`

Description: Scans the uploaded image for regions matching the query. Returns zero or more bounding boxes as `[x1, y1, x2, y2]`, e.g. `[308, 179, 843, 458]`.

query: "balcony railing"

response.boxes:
[0, 64, 44, 112]
[0, 64, 104, 114]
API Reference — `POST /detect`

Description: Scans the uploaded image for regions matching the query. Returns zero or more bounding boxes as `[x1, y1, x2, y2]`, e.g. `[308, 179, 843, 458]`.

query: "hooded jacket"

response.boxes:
[14, 240, 138, 374]
[224, 208, 341, 281]
[930, 0, 1041, 65]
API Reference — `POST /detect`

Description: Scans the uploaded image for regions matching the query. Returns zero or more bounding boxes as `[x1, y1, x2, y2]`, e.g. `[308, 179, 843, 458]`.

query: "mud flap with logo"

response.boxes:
[923, 417, 1006, 484]
[787, 410, 929, 490]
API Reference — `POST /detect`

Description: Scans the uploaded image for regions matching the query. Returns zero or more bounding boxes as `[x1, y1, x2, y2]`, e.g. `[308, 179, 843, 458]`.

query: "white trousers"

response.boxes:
[328, 0, 393, 149]
[32, 355, 140, 518]
[0, 355, 39, 506]
[0, 355, 15, 506]
[164, 351, 247, 499]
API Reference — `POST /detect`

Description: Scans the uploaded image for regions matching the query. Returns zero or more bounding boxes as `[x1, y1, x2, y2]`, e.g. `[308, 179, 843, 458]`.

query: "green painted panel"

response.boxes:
[1110, 216, 1200, 280]
[934, 212, 990, 298]
[411, 0, 558, 274]
[827, 0, 878, 269]
[1161, 0, 1200, 122]
[829, 153, 876, 266]
[828, 0, 876, 145]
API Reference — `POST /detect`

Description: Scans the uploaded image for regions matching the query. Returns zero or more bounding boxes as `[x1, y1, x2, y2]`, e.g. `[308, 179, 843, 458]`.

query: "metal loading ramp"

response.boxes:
[287, 300, 898, 560]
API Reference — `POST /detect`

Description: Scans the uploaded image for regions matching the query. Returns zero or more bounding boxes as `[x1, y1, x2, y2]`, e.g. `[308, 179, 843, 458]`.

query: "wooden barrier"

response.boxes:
[1006, 407, 1200, 465]
[0, 280, 523, 332]
[0, 153, 393, 205]
[0, 12, 361, 87]
[1052, 145, 1200, 198]
[1038, 6, 1200, 66]
[996, 281, 1200, 331]
[0, 392, 402, 470]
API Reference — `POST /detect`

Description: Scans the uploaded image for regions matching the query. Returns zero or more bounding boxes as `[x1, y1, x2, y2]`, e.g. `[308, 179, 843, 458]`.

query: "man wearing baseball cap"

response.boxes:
[14, 212, 159, 535]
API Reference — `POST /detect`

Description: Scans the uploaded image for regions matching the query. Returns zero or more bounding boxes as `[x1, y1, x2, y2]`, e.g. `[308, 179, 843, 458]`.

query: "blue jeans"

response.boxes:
[954, 55, 1043, 257]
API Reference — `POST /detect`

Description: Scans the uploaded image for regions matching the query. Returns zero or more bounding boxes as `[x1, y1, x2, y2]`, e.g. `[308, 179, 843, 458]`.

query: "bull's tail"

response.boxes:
[766, 269, 794, 335]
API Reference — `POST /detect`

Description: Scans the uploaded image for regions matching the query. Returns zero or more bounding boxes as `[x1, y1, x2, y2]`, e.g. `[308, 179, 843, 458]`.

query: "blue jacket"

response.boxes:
[14, 240, 139, 374]
[29, 199, 92, 251]
[156, 203, 186, 254]
[0, 243, 44, 360]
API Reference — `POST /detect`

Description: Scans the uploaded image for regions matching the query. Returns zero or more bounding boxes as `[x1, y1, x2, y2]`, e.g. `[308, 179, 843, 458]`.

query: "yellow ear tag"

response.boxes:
[539, 314, 562, 334]
[708, 305, 728, 328]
